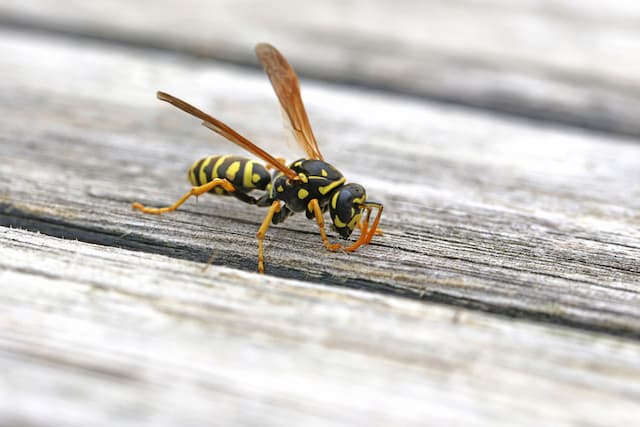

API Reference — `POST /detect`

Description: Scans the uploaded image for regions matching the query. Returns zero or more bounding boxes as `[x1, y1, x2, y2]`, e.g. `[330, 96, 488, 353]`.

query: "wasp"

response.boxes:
[132, 43, 383, 273]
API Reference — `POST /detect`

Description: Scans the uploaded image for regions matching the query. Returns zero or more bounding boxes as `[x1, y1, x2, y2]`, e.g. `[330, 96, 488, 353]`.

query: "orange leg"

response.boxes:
[358, 220, 383, 236]
[308, 199, 383, 253]
[309, 199, 342, 252]
[256, 200, 282, 274]
[131, 178, 236, 214]
[355, 202, 384, 248]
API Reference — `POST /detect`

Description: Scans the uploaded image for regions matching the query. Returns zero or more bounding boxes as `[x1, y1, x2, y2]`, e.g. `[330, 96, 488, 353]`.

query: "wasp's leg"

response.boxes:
[308, 199, 342, 252]
[256, 200, 282, 274]
[272, 205, 293, 224]
[256, 192, 275, 207]
[231, 190, 259, 205]
[357, 219, 383, 236]
[308, 199, 383, 253]
[131, 178, 236, 214]
[354, 202, 384, 247]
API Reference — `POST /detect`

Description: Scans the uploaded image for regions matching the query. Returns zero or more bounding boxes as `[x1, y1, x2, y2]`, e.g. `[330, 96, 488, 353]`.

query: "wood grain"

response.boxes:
[2, 227, 640, 427]
[1, 0, 640, 136]
[0, 29, 638, 340]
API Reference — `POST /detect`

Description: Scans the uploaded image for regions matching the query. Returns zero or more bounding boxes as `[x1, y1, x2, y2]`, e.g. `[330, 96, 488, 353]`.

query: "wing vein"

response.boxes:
[157, 91, 297, 180]
[255, 43, 324, 161]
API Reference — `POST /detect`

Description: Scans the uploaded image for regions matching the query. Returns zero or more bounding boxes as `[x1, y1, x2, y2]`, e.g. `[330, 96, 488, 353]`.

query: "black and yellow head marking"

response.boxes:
[329, 183, 366, 238]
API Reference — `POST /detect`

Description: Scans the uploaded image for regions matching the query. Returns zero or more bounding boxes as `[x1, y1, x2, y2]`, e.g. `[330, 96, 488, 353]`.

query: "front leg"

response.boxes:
[308, 199, 383, 253]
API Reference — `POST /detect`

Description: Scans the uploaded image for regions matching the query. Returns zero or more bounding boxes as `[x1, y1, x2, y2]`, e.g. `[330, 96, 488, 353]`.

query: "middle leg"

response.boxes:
[256, 200, 282, 274]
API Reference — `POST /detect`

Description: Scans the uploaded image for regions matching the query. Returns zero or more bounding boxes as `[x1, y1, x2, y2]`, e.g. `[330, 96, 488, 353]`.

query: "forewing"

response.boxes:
[255, 43, 324, 161]
[157, 91, 297, 180]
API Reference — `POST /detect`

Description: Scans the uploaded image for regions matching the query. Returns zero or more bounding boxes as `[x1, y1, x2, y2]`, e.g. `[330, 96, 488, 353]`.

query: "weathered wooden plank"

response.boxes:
[1, 0, 640, 137]
[1, 227, 639, 427]
[0, 29, 639, 338]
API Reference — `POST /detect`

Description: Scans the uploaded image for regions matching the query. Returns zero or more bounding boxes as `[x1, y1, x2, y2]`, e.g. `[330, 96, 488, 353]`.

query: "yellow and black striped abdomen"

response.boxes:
[188, 155, 271, 195]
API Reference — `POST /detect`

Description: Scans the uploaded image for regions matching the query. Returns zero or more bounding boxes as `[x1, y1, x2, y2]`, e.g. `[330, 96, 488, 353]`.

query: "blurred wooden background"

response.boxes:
[0, 1, 639, 426]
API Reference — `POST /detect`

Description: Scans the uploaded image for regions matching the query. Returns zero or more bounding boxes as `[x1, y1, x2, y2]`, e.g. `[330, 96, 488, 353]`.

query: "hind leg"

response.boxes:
[131, 178, 236, 214]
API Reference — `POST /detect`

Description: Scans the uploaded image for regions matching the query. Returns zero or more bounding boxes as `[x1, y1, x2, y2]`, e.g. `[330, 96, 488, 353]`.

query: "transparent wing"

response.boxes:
[255, 43, 324, 161]
[157, 91, 297, 180]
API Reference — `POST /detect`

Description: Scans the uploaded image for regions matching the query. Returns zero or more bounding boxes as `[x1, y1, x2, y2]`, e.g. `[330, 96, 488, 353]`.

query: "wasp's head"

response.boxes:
[329, 183, 367, 239]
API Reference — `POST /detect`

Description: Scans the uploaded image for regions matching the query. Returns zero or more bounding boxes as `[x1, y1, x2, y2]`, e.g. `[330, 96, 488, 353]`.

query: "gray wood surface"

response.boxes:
[0, 8, 639, 426]
[1, 29, 638, 336]
[1, 0, 640, 137]
[2, 228, 640, 427]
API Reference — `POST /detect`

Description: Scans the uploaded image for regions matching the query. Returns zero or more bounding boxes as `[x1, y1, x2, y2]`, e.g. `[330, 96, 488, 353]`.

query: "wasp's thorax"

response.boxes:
[268, 159, 345, 212]
[265, 159, 367, 239]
